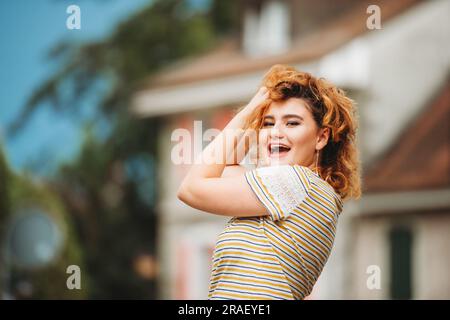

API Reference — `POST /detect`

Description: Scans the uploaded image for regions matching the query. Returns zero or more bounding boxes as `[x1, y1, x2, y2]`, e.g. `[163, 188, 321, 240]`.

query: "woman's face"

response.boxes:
[258, 97, 328, 168]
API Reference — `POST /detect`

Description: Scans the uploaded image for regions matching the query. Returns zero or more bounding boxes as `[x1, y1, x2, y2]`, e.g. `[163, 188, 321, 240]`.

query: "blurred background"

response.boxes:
[0, 0, 448, 299]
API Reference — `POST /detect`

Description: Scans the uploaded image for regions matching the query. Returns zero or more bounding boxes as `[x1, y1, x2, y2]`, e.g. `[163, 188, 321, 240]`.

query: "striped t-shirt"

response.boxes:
[208, 164, 344, 300]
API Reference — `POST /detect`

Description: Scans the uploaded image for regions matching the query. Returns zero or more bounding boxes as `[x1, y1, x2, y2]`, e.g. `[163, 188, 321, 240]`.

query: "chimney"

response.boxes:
[242, 0, 291, 57]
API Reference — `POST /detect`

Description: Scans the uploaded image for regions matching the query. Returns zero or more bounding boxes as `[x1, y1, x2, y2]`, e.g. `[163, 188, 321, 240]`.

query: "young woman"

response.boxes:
[177, 64, 362, 300]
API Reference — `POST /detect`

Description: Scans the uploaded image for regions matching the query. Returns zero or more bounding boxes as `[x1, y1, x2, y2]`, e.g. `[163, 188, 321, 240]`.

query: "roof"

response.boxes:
[141, 0, 421, 90]
[363, 79, 450, 193]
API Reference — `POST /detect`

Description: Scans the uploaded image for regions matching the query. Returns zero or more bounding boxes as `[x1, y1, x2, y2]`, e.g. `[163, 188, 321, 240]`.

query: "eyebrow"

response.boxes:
[263, 114, 304, 121]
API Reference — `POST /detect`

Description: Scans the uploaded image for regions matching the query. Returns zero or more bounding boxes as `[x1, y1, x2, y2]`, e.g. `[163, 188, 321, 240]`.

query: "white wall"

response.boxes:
[359, 0, 450, 167]
[156, 116, 231, 299]
[414, 213, 450, 299]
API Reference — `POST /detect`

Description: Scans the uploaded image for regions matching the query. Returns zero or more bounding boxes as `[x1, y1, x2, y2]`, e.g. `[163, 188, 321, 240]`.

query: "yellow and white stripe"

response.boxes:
[208, 165, 343, 300]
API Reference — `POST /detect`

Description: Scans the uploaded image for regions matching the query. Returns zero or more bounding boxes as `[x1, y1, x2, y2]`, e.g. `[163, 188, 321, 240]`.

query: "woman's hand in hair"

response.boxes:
[241, 86, 269, 117]
[177, 87, 270, 218]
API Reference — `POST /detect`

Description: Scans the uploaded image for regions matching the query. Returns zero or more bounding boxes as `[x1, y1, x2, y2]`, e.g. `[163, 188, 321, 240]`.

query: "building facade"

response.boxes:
[132, 0, 450, 299]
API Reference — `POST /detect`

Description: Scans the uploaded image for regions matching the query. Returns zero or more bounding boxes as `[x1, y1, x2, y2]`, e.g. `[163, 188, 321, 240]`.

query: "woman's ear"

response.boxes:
[316, 127, 330, 151]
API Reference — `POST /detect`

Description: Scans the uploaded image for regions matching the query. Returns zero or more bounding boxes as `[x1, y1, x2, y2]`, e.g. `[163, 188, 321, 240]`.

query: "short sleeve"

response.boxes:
[244, 165, 311, 221]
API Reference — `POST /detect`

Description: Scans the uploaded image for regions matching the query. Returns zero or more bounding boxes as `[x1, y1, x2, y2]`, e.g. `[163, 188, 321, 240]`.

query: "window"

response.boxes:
[389, 225, 413, 299]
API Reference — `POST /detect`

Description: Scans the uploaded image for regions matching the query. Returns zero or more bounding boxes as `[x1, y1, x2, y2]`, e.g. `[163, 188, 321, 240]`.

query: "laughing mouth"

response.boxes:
[268, 143, 291, 157]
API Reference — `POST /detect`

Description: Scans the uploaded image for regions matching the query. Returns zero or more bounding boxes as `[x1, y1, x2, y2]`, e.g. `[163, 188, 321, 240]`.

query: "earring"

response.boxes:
[315, 150, 320, 175]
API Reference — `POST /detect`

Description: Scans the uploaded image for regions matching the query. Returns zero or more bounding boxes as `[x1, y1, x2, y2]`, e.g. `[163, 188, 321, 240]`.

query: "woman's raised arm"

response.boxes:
[177, 87, 270, 218]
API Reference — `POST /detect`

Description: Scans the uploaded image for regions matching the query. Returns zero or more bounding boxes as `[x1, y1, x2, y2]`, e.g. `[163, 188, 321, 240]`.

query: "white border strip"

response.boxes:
[358, 188, 450, 215]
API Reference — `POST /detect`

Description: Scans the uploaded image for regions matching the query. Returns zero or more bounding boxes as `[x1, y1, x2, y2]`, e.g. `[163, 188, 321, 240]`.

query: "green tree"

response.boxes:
[1, 144, 87, 299]
[0, 145, 11, 292]
[8, 173, 88, 299]
[0, 146, 10, 224]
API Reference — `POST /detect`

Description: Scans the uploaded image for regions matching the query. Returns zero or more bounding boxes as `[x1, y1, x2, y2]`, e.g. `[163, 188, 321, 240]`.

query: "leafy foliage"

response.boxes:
[0, 145, 87, 299]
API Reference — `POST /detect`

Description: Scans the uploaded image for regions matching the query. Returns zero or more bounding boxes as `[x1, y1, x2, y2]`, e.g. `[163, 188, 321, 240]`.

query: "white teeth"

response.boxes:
[270, 145, 291, 153]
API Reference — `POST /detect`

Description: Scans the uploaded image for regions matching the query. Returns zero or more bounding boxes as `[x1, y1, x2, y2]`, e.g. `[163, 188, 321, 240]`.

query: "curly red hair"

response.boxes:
[241, 64, 362, 201]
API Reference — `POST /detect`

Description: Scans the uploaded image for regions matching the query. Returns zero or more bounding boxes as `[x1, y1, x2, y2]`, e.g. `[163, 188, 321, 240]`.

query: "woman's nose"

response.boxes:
[269, 123, 286, 138]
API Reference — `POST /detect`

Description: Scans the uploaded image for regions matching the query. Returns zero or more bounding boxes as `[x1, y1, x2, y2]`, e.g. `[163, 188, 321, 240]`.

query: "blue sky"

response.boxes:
[0, 0, 150, 175]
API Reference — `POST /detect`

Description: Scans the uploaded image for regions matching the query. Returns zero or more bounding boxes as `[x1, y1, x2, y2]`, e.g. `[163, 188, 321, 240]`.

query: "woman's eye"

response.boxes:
[262, 122, 274, 127]
[287, 121, 300, 126]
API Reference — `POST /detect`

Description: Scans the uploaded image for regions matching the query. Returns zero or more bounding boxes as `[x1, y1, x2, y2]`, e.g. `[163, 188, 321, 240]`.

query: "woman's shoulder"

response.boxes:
[251, 164, 312, 189]
[245, 164, 343, 220]
[298, 165, 344, 213]
[247, 164, 343, 203]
